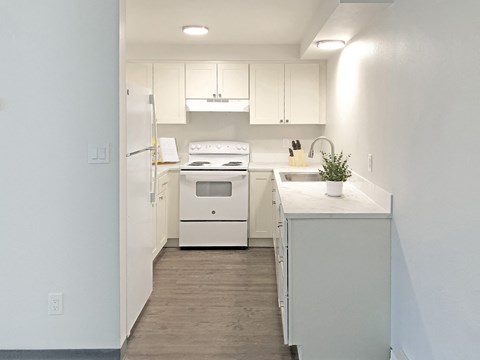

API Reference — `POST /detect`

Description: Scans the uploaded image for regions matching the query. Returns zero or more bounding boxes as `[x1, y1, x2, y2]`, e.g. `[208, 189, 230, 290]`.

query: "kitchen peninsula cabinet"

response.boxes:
[249, 63, 325, 125]
[153, 63, 186, 124]
[248, 171, 274, 239]
[272, 171, 391, 360]
[186, 63, 249, 99]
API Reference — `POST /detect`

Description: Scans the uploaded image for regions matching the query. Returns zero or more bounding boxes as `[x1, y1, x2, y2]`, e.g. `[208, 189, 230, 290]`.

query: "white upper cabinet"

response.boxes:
[153, 63, 186, 124]
[249, 64, 285, 125]
[186, 63, 249, 99]
[217, 64, 249, 99]
[285, 64, 323, 125]
[250, 63, 325, 125]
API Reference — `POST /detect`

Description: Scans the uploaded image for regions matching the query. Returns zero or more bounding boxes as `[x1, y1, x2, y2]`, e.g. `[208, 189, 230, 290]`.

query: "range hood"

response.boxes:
[185, 99, 250, 112]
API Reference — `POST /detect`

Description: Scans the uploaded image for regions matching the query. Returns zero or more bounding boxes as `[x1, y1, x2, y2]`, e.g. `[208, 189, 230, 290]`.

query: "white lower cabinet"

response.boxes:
[274, 187, 391, 360]
[248, 171, 274, 238]
[153, 173, 168, 259]
[167, 170, 180, 239]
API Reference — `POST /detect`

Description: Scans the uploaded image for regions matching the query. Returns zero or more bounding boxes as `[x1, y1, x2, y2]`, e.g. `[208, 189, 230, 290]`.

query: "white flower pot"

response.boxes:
[326, 181, 344, 197]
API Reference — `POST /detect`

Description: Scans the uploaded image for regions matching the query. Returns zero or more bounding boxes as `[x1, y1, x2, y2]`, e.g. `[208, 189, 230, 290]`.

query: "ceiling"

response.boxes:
[126, 0, 323, 46]
[126, 0, 393, 59]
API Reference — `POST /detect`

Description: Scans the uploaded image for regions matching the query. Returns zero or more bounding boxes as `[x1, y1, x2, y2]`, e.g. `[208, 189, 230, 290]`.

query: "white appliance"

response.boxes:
[125, 63, 158, 335]
[179, 141, 250, 247]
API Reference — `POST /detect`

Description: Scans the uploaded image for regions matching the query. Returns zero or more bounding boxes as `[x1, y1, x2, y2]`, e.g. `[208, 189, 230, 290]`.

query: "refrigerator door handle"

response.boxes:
[126, 146, 155, 157]
[149, 94, 159, 205]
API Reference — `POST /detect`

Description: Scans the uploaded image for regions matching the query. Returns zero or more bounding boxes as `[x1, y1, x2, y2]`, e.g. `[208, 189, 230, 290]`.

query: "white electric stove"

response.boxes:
[179, 141, 250, 248]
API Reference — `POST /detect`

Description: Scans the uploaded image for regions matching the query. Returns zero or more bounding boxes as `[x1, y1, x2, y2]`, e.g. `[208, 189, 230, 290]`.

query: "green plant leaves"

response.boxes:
[318, 151, 352, 182]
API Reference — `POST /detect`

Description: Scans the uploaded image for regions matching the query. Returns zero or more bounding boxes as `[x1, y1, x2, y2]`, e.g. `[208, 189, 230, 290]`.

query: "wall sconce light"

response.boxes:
[315, 40, 346, 50]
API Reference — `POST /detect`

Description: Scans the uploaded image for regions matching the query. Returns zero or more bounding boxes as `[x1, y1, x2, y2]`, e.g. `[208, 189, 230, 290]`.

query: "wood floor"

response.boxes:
[125, 248, 294, 360]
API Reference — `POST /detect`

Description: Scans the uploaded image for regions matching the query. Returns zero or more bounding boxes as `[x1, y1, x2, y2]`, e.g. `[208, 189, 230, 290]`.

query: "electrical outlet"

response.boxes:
[282, 138, 290, 148]
[368, 154, 373, 172]
[48, 293, 64, 315]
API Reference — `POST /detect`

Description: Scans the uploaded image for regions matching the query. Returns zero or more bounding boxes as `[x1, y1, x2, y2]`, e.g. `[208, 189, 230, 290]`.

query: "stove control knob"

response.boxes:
[242, 145, 247, 150]
[216, 144, 222, 149]
[196, 144, 201, 150]
[236, 145, 242, 150]
[191, 145, 195, 150]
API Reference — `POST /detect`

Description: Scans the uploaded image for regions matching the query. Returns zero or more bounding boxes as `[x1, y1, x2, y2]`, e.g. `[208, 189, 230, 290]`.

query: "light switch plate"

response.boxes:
[88, 143, 110, 164]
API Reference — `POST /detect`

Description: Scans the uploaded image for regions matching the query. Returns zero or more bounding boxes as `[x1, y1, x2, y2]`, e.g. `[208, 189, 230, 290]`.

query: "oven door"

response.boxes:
[180, 170, 248, 220]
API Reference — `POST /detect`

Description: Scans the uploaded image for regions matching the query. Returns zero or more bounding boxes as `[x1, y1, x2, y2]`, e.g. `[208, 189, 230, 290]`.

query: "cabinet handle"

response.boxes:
[162, 182, 168, 186]
[286, 119, 289, 123]
[280, 119, 284, 123]
[213, 93, 216, 98]
[159, 196, 164, 200]
[218, 93, 222, 98]
[277, 224, 283, 228]
[272, 200, 276, 205]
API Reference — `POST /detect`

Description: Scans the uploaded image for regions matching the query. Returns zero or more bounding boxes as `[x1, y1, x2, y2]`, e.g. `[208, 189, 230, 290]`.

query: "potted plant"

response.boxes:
[318, 151, 352, 197]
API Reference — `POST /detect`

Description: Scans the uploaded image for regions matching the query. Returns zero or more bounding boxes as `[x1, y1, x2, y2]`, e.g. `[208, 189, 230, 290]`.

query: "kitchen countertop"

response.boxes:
[154, 163, 180, 177]
[155, 161, 391, 219]
[270, 167, 391, 219]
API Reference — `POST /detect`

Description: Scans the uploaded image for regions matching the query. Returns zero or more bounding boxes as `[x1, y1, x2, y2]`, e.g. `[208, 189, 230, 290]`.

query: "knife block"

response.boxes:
[288, 156, 295, 166]
[292, 150, 307, 167]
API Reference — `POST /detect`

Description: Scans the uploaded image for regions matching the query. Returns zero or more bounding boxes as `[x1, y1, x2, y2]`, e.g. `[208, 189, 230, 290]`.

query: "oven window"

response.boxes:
[196, 181, 232, 197]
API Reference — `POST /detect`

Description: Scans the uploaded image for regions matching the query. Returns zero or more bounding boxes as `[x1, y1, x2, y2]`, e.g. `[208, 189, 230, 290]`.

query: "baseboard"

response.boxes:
[0, 349, 122, 360]
[391, 348, 409, 360]
[165, 238, 273, 248]
[165, 238, 179, 247]
[248, 238, 273, 247]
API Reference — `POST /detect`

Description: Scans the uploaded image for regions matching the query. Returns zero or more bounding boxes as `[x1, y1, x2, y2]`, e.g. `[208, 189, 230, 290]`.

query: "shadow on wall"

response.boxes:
[391, 220, 434, 360]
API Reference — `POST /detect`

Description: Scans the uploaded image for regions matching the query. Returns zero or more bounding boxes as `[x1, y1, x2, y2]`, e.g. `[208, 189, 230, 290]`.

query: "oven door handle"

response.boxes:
[181, 173, 247, 182]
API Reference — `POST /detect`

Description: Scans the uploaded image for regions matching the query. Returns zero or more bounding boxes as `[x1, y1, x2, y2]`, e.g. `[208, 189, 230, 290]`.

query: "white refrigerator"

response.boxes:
[126, 63, 158, 335]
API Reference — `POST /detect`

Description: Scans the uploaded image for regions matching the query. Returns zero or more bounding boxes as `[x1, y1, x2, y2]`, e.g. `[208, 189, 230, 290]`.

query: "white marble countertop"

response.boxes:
[249, 161, 323, 171]
[154, 163, 180, 177]
[154, 160, 391, 219]
[271, 168, 391, 219]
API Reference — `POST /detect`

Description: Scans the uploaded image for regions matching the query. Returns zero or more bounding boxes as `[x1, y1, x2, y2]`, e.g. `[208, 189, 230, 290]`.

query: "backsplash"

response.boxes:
[157, 111, 325, 158]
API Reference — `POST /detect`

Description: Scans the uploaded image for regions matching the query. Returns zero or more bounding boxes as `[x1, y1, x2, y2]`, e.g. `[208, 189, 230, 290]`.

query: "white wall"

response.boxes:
[0, 0, 122, 350]
[127, 43, 301, 61]
[324, 1, 480, 359]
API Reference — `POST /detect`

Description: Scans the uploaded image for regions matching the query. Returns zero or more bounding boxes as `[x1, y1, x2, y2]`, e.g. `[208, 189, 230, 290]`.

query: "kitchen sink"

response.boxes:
[280, 172, 325, 182]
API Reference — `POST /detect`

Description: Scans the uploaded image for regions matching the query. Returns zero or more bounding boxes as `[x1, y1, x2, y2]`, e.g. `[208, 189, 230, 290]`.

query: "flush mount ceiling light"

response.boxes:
[182, 25, 209, 36]
[315, 40, 346, 50]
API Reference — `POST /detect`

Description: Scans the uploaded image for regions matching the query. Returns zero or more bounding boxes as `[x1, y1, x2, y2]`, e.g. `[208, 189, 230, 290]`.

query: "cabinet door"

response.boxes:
[167, 171, 180, 239]
[249, 64, 285, 124]
[285, 63, 324, 125]
[217, 64, 249, 99]
[154, 187, 167, 259]
[153, 173, 168, 259]
[153, 63, 186, 124]
[185, 63, 217, 98]
[249, 171, 274, 238]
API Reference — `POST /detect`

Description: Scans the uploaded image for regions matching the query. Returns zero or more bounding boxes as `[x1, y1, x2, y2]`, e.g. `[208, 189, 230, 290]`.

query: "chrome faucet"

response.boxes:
[308, 136, 335, 158]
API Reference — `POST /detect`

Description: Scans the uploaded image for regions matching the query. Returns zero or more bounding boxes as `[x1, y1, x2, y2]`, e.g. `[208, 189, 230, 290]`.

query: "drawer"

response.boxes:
[157, 173, 168, 193]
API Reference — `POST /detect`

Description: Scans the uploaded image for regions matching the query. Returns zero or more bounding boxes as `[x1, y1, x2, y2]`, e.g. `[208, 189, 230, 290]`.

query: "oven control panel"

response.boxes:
[189, 141, 249, 155]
